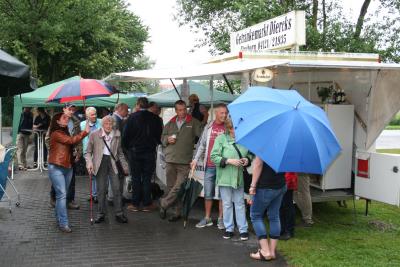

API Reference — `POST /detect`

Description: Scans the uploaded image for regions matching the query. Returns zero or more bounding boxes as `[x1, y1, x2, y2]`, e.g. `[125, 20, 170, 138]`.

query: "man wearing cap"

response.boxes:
[46, 104, 83, 210]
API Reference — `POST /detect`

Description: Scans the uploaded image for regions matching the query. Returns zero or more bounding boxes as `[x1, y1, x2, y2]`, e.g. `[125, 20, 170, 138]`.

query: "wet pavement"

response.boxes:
[0, 170, 287, 267]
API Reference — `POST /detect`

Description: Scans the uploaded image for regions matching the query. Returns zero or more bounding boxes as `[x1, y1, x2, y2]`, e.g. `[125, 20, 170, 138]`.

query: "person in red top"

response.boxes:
[191, 103, 228, 229]
[279, 172, 298, 240]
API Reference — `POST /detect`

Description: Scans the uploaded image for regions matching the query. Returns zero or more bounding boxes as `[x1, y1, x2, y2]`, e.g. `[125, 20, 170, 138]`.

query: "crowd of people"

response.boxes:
[15, 94, 315, 262]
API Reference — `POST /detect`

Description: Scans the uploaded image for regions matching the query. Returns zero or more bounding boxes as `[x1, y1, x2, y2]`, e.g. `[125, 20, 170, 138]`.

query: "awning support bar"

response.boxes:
[222, 74, 234, 94]
[170, 79, 181, 100]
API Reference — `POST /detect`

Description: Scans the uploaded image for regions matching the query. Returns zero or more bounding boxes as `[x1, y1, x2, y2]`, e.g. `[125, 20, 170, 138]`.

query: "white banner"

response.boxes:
[230, 10, 306, 52]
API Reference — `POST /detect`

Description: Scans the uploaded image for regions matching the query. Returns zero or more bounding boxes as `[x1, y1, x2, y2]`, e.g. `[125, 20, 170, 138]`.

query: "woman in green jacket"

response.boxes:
[211, 118, 251, 241]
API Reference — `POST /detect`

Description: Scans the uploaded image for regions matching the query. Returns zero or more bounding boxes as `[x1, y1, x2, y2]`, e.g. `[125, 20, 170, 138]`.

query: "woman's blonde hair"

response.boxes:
[225, 117, 234, 131]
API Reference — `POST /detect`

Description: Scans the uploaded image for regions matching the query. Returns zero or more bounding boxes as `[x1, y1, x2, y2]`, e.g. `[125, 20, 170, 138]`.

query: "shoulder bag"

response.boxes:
[232, 143, 252, 194]
[102, 138, 125, 179]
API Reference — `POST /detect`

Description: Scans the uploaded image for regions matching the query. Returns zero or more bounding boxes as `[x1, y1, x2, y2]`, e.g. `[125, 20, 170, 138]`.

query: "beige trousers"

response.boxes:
[16, 134, 30, 168]
[160, 163, 190, 216]
[293, 173, 313, 223]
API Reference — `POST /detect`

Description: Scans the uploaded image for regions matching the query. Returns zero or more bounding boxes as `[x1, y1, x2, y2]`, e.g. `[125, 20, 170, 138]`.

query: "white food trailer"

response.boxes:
[107, 50, 400, 207]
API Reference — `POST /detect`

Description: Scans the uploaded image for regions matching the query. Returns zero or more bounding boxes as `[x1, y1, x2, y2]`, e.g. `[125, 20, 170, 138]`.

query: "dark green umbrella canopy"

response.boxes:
[0, 49, 33, 96]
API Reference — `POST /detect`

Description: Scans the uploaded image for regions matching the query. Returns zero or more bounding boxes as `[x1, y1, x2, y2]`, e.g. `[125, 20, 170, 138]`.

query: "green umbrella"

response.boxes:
[178, 172, 203, 228]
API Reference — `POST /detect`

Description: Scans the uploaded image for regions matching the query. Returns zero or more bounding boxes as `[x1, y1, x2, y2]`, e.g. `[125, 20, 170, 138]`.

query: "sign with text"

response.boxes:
[253, 68, 274, 82]
[230, 10, 306, 52]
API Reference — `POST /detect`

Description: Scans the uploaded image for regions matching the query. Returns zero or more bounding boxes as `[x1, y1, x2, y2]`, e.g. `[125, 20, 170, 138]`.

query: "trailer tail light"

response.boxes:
[357, 158, 369, 178]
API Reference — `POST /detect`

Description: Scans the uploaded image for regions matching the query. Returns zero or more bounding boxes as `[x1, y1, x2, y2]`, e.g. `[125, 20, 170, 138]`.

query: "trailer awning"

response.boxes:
[106, 59, 288, 82]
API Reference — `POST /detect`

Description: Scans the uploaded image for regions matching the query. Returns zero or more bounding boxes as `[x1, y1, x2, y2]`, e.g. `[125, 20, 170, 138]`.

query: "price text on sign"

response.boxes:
[230, 10, 305, 52]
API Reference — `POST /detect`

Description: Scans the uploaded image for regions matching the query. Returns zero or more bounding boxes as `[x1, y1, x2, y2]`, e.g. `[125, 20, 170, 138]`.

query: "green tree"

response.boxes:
[0, 0, 149, 85]
[0, 0, 150, 126]
[175, 0, 393, 61]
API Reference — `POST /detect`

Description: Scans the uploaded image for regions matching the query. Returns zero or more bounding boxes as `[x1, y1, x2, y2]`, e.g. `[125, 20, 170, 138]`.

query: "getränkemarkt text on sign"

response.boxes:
[230, 10, 306, 53]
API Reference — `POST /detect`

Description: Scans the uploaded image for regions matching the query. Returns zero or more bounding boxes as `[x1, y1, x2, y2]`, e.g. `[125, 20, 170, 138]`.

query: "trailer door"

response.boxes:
[355, 151, 400, 206]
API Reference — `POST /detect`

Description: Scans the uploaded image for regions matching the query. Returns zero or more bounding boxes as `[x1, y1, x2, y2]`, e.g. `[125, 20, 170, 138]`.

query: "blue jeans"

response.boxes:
[250, 186, 287, 240]
[219, 186, 248, 233]
[48, 164, 73, 227]
[204, 167, 217, 200]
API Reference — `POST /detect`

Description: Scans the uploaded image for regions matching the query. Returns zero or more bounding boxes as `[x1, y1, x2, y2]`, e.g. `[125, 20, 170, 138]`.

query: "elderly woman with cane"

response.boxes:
[48, 113, 89, 233]
[85, 115, 129, 224]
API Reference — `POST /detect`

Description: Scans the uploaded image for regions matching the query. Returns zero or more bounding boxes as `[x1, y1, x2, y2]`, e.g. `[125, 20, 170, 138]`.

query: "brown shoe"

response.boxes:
[68, 201, 80, 210]
[127, 204, 140, 212]
[142, 203, 157, 212]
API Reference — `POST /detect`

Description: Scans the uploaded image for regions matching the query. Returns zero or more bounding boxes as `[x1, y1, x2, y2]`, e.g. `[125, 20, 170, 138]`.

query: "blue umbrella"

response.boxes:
[228, 86, 341, 174]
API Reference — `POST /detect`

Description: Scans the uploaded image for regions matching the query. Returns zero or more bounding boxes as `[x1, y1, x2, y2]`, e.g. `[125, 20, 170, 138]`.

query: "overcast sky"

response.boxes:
[126, 0, 380, 69]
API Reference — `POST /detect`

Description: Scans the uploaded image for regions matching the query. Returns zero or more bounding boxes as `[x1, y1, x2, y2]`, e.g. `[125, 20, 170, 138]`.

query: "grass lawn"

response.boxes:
[278, 200, 400, 267]
[385, 125, 400, 130]
[376, 148, 400, 154]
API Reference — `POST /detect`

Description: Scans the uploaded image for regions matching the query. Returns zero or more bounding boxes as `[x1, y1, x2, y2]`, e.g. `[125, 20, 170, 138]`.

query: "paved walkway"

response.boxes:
[0, 171, 287, 267]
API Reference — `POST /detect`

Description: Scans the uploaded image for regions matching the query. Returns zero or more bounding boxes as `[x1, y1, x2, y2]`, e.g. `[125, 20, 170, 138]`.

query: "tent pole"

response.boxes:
[210, 76, 214, 121]
[170, 79, 181, 100]
[0, 97, 2, 144]
[222, 74, 234, 95]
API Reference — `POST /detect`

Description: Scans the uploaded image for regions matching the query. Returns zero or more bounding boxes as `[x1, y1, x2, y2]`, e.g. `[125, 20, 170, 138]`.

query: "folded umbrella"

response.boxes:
[228, 86, 341, 174]
[178, 171, 203, 228]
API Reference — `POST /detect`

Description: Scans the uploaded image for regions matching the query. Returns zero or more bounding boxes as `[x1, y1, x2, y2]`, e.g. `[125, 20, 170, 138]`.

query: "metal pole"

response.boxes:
[210, 76, 214, 121]
[0, 97, 2, 144]
[222, 74, 234, 94]
[170, 79, 181, 99]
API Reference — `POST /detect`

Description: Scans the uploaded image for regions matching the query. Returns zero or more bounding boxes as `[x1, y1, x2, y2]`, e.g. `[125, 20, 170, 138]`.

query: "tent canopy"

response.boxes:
[12, 76, 137, 143]
[148, 81, 237, 107]
[0, 48, 32, 96]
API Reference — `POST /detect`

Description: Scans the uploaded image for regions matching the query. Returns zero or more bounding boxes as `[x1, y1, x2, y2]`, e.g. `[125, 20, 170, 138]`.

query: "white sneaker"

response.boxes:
[217, 217, 225, 230]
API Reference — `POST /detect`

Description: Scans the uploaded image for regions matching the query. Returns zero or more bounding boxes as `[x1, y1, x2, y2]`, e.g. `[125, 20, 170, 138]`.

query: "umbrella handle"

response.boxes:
[189, 168, 195, 179]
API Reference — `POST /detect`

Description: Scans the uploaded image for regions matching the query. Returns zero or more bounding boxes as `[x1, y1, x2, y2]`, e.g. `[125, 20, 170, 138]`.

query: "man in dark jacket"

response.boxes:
[112, 102, 129, 133]
[17, 107, 33, 170]
[123, 97, 163, 212]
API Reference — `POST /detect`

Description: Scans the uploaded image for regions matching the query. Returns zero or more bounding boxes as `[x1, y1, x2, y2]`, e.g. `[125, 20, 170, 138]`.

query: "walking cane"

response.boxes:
[89, 172, 93, 225]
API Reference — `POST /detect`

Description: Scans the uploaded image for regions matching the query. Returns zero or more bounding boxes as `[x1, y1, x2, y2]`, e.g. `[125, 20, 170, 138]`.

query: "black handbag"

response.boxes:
[232, 143, 252, 194]
[102, 138, 125, 179]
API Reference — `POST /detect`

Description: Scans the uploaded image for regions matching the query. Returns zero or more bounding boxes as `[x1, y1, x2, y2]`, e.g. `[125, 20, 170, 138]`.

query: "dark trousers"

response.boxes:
[34, 135, 48, 163]
[97, 155, 123, 216]
[129, 149, 156, 207]
[51, 163, 76, 203]
[279, 189, 295, 235]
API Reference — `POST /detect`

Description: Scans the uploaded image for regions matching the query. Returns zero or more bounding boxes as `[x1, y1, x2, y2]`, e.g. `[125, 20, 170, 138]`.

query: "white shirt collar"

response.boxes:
[101, 128, 114, 140]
